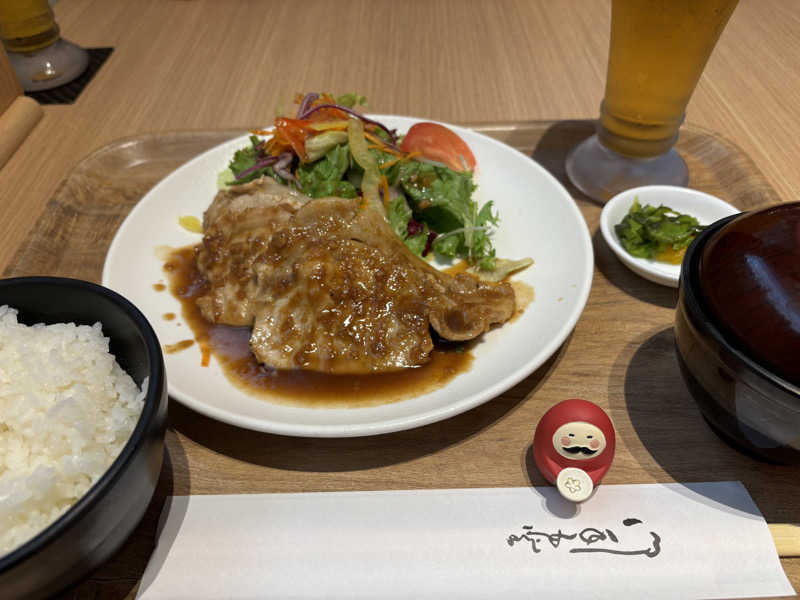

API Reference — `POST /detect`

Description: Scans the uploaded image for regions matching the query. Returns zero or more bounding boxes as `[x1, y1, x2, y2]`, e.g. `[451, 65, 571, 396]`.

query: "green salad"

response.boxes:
[216, 92, 530, 277]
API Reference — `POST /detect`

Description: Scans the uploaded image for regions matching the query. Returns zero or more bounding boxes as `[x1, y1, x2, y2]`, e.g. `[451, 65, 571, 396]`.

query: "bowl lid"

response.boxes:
[699, 202, 800, 385]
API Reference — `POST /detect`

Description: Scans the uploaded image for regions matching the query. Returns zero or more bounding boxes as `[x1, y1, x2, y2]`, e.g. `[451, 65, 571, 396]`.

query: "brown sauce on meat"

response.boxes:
[510, 281, 534, 321]
[161, 246, 473, 407]
[444, 262, 534, 322]
[443, 261, 470, 276]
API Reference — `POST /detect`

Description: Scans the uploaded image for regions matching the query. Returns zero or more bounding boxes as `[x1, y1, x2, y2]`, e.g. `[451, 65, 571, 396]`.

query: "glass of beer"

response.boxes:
[0, 0, 88, 92]
[566, 0, 739, 202]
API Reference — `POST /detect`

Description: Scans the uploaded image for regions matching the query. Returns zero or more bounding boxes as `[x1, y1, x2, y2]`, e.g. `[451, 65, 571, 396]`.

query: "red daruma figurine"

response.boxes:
[533, 399, 616, 502]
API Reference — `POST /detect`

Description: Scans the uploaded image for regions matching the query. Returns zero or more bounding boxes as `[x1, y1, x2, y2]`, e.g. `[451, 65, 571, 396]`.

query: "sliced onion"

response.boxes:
[234, 155, 279, 181]
[273, 152, 296, 183]
[347, 118, 383, 214]
[305, 130, 349, 162]
[301, 103, 398, 147]
[469, 257, 533, 281]
[422, 231, 437, 257]
[309, 120, 349, 131]
[296, 92, 319, 119]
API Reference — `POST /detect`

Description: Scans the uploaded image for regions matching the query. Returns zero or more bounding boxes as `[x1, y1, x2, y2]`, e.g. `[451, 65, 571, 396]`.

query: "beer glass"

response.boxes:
[566, 0, 739, 202]
[0, 0, 88, 92]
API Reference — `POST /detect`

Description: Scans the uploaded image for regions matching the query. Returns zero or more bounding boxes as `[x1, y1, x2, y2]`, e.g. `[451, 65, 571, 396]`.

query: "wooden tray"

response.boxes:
[5, 121, 797, 599]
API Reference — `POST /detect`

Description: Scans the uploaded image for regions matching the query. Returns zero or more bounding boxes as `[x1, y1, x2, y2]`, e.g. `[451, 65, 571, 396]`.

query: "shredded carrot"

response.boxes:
[369, 142, 403, 156]
[200, 343, 211, 367]
[363, 131, 383, 143]
[364, 131, 401, 154]
[379, 156, 402, 170]
[265, 136, 290, 157]
[250, 128, 273, 136]
[381, 174, 391, 211]
[380, 151, 421, 170]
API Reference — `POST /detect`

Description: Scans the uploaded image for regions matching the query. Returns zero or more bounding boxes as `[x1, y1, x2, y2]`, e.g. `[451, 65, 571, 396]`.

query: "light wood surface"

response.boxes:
[0, 47, 22, 114]
[0, 47, 42, 170]
[1, 1, 799, 598]
[0, 96, 43, 169]
[772, 524, 800, 559]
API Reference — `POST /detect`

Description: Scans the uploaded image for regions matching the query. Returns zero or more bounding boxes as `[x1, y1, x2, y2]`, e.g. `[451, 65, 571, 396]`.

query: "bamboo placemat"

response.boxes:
[4, 121, 796, 599]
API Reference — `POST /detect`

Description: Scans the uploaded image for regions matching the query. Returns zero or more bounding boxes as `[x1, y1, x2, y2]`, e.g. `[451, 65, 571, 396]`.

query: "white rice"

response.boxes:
[0, 305, 146, 556]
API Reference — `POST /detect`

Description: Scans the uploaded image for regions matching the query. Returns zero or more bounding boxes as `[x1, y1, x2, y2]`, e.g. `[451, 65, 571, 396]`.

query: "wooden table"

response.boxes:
[1, 1, 798, 598]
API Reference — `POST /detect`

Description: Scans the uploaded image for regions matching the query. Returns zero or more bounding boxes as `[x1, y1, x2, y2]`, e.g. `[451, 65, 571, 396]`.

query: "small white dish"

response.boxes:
[600, 185, 740, 288]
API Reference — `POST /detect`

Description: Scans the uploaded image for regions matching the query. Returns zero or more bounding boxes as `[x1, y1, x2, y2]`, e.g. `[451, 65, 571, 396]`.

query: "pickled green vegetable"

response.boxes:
[615, 198, 706, 263]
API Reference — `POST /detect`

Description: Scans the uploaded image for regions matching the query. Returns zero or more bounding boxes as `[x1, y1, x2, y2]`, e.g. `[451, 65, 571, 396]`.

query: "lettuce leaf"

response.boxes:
[296, 144, 357, 198]
[336, 93, 368, 108]
[405, 230, 430, 256]
[228, 135, 260, 175]
[217, 167, 236, 189]
[388, 196, 430, 257]
[397, 161, 497, 269]
[226, 136, 274, 184]
[388, 195, 412, 239]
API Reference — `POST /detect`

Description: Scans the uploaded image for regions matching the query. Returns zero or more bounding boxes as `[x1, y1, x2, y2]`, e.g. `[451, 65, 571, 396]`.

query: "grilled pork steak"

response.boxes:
[195, 177, 515, 374]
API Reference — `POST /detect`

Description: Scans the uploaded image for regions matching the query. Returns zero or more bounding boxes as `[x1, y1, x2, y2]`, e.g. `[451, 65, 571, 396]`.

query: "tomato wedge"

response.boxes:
[399, 122, 476, 172]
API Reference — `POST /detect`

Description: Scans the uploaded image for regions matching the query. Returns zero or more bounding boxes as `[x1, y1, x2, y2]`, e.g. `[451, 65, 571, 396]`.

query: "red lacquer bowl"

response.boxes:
[674, 202, 800, 464]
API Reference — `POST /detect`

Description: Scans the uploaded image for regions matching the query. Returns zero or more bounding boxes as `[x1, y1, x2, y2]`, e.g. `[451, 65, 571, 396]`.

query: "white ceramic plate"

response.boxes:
[102, 115, 593, 437]
[600, 185, 740, 288]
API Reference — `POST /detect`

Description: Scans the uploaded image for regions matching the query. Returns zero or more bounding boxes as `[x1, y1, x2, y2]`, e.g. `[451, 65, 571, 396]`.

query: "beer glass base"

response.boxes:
[566, 134, 689, 203]
[8, 38, 89, 92]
